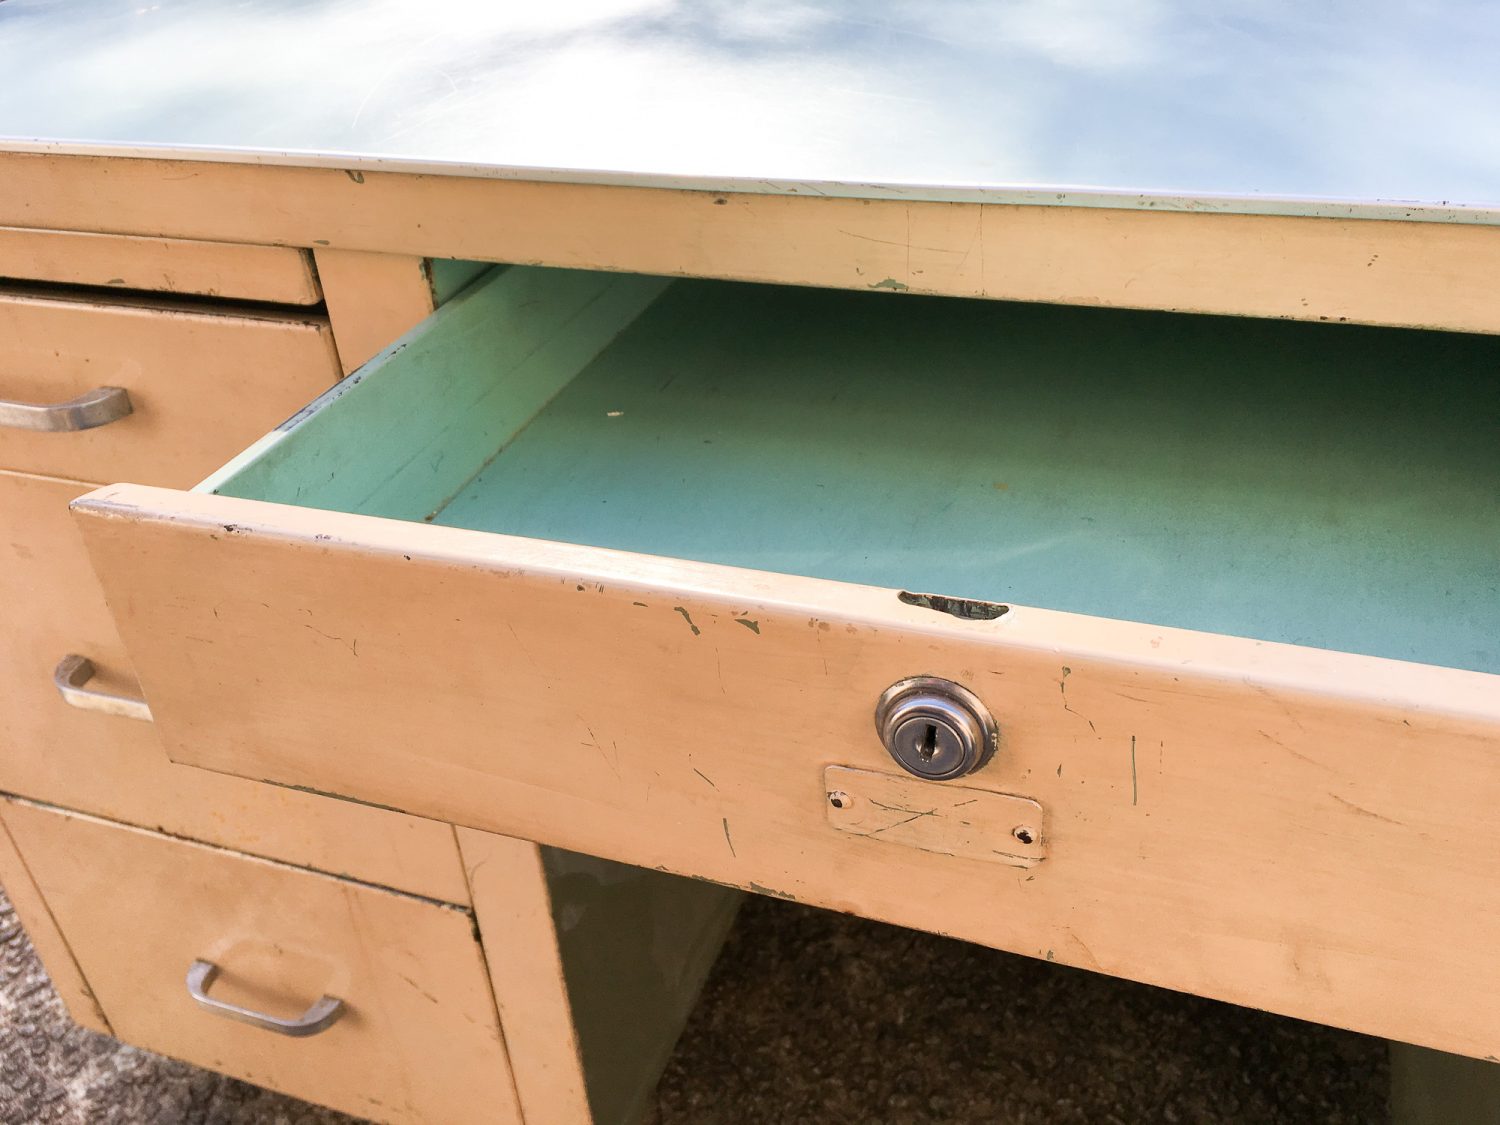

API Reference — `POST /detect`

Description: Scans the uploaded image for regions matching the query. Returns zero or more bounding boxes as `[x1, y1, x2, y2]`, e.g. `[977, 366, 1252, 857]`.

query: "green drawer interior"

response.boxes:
[206, 266, 1500, 675]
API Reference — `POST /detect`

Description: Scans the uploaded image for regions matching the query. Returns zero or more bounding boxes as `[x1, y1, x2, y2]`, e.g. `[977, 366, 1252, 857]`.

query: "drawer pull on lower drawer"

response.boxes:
[186, 958, 345, 1038]
[52, 654, 152, 722]
[0, 385, 133, 432]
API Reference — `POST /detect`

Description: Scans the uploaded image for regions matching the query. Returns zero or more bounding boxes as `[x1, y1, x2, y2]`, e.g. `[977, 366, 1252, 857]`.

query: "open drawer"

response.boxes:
[72, 267, 1500, 1059]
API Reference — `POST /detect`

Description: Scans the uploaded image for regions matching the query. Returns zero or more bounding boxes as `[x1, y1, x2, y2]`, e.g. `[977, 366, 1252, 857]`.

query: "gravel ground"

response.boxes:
[2, 884, 1388, 1124]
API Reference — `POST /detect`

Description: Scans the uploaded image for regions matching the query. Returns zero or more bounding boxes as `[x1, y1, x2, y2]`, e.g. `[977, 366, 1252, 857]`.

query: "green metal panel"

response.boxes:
[1390, 1043, 1500, 1125]
[213, 267, 1500, 675]
[542, 849, 740, 1125]
[426, 259, 495, 306]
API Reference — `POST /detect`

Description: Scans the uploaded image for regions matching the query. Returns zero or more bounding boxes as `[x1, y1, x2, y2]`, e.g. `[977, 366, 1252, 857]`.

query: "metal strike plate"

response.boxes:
[824, 765, 1045, 868]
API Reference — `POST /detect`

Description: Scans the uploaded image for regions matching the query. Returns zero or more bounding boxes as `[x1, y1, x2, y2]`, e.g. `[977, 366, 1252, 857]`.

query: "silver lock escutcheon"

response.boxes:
[875, 676, 998, 781]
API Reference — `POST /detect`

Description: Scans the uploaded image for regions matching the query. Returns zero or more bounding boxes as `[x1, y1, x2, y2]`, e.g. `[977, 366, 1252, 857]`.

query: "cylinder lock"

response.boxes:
[875, 676, 998, 781]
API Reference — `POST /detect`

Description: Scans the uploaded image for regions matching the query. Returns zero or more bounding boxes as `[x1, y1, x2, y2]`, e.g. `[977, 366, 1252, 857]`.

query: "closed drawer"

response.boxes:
[0, 798, 520, 1125]
[0, 289, 339, 483]
[0, 468, 470, 904]
[72, 268, 1500, 1059]
[0, 227, 321, 304]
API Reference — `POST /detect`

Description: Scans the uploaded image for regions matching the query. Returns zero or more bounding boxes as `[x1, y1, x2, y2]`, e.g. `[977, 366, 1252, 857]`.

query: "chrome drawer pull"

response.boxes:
[0, 386, 133, 432]
[52, 654, 152, 722]
[186, 959, 345, 1038]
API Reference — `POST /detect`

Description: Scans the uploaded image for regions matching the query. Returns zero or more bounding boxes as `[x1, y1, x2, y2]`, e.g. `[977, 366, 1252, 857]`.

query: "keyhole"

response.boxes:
[918, 723, 938, 761]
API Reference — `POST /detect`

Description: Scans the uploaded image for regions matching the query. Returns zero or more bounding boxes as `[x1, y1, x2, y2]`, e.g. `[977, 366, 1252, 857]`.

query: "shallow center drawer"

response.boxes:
[70, 267, 1500, 1061]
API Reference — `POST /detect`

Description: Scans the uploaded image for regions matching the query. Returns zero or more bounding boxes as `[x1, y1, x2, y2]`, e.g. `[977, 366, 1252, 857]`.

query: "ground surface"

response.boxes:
[2, 885, 1388, 1124]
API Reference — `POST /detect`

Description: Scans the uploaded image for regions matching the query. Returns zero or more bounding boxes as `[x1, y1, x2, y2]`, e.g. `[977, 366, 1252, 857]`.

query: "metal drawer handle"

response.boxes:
[52, 654, 152, 722]
[0, 385, 133, 432]
[186, 959, 345, 1038]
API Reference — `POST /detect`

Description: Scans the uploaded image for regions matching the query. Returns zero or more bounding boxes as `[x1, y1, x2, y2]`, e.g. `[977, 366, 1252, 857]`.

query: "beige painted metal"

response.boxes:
[824, 766, 1046, 868]
[71, 485, 1500, 1061]
[3, 152, 1500, 334]
[0, 810, 111, 1035]
[0, 288, 339, 483]
[314, 250, 438, 374]
[0, 226, 320, 304]
[0, 469, 470, 903]
[458, 830, 594, 1125]
[0, 798, 522, 1125]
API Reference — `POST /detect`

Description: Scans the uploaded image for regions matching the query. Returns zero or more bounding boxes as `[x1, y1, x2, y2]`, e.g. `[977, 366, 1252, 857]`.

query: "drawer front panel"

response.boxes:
[0, 812, 110, 1034]
[0, 469, 470, 904]
[0, 227, 321, 304]
[73, 484, 1500, 1062]
[0, 799, 520, 1125]
[0, 290, 339, 483]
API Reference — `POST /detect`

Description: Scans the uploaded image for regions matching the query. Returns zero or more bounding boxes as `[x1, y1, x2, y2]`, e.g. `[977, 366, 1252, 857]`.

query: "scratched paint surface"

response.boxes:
[824, 767, 1045, 868]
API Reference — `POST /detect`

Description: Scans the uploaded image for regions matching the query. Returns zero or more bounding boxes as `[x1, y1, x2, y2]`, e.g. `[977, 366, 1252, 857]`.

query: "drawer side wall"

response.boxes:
[206, 266, 669, 521]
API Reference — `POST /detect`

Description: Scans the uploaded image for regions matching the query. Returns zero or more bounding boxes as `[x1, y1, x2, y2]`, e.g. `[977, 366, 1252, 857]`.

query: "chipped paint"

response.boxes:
[673, 606, 701, 635]
[898, 590, 1008, 621]
[748, 882, 797, 901]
